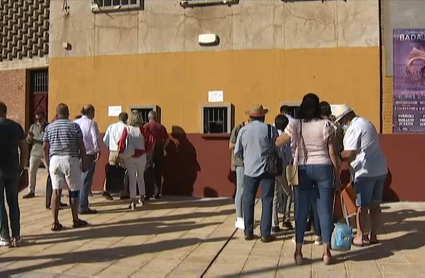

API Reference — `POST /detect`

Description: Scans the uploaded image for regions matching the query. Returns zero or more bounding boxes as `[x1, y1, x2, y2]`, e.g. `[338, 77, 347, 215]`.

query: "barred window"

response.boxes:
[202, 104, 232, 134]
[31, 69, 48, 93]
[92, 0, 142, 12]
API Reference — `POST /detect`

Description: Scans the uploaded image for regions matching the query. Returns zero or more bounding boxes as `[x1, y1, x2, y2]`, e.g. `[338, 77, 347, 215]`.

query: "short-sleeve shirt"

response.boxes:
[0, 119, 25, 173]
[229, 123, 245, 170]
[234, 121, 279, 177]
[29, 123, 46, 157]
[43, 118, 83, 158]
[343, 117, 387, 179]
[284, 119, 334, 165]
[143, 121, 169, 147]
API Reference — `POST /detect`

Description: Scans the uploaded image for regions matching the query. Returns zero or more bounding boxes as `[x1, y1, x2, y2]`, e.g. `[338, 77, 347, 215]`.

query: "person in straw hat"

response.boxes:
[234, 104, 278, 243]
[334, 104, 388, 247]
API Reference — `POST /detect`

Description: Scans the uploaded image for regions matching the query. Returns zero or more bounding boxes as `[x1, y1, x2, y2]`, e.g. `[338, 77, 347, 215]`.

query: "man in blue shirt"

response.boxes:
[235, 104, 277, 243]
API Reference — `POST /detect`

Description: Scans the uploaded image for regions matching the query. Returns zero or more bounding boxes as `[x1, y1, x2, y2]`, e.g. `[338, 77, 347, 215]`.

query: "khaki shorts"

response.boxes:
[109, 151, 125, 168]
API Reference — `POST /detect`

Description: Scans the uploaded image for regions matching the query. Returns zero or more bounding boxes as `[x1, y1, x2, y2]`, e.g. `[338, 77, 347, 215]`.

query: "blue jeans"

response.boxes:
[79, 155, 96, 212]
[243, 172, 274, 237]
[294, 164, 334, 244]
[0, 169, 20, 239]
[235, 166, 244, 218]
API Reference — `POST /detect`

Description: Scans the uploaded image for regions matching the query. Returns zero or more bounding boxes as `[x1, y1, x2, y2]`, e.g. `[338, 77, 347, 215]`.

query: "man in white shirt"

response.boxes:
[335, 104, 388, 247]
[103, 112, 129, 199]
[74, 105, 101, 214]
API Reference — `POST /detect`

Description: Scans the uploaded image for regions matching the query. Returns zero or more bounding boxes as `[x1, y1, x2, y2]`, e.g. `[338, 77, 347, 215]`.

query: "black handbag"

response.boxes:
[266, 124, 283, 176]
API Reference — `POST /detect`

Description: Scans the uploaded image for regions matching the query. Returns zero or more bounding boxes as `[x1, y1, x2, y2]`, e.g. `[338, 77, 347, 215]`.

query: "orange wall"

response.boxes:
[49, 47, 380, 132]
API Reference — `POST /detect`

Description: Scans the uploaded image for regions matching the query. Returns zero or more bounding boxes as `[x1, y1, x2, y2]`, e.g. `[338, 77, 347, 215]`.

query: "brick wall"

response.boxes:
[0, 69, 28, 128]
[380, 0, 393, 134]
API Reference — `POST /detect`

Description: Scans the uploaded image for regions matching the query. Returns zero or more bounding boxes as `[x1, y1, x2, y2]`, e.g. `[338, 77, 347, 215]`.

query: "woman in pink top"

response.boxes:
[276, 93, 340, 265]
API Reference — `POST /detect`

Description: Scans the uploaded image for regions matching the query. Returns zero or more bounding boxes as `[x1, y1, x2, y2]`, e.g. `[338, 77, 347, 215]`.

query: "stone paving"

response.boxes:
[0, 169, 424, 277]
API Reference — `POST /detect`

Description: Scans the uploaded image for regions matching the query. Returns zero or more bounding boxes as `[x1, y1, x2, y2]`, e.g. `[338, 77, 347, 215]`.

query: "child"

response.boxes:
[272, 114, 293, 232]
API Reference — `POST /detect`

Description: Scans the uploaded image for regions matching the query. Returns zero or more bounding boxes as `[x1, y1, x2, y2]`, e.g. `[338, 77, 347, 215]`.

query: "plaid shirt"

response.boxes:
[234, 120, 279, 177]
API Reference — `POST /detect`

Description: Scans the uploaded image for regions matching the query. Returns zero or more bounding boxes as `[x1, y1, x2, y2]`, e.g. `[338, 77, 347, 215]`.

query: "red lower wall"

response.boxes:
[92, 132, 425, 202]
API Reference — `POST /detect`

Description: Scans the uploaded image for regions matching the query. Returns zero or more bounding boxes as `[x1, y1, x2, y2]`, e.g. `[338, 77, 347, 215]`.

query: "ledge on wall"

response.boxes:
[180, 0, 239, 8]
[281, 0, 346, 2]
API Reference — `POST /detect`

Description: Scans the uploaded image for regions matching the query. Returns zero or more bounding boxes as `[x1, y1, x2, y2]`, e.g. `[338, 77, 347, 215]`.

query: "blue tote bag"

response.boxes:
[331, 192, 353, 251]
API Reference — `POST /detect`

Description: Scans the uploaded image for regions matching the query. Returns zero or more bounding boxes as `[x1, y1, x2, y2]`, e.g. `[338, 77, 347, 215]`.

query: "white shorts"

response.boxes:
[49, 156, 82, 191]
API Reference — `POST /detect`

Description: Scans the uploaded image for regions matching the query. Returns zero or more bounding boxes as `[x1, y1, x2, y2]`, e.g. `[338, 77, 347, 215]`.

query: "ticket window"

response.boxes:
[280, 103, 300, 119]
[129, 105, 161, 123]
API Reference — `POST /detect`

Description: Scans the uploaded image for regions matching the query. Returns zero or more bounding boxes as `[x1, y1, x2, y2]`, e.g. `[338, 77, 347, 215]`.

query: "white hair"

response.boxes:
[148, 111, 157, 120]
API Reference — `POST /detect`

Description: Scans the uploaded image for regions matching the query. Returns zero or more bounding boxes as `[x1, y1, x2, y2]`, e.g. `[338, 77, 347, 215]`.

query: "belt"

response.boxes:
[86, 154, 96, 157]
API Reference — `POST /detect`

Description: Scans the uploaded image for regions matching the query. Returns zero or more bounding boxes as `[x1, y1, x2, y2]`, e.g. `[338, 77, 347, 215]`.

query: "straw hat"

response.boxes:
[245, 104, 269, 117]
[333, 104, 353, 122]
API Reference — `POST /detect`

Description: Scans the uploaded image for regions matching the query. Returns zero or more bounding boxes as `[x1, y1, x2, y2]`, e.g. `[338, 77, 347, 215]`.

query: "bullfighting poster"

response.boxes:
[393, 29, 425, 133]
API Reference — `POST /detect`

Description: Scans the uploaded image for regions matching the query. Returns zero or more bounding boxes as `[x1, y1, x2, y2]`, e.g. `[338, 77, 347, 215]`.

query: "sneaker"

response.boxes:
[235, 218, 244, 230]
[22, 192, 35, 199]
[11, 237, 22, 247]
[102, 191, 113, 201]
[314, 235, 322, 245]
[0, 238, 10, 247]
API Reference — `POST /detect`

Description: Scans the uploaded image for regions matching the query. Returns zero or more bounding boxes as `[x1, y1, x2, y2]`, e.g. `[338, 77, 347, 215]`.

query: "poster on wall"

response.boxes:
[393, 29, 425, 133]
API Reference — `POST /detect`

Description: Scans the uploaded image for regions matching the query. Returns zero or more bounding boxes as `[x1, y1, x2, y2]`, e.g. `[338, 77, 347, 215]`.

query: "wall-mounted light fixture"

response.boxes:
[199, 34, 220, 46]
[180, 0, 239, 8]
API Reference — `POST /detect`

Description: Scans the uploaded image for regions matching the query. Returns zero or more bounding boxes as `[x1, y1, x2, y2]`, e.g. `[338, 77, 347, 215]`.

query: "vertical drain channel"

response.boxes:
[200, 199, 259, 277]
[200, 226, 239, 277]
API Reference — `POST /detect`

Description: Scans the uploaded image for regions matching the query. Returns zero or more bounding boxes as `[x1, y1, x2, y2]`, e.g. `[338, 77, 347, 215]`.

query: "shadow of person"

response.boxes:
[227, 170, 236, 199]
[162, 126, 201, 196]
[383, 168, 399, 202]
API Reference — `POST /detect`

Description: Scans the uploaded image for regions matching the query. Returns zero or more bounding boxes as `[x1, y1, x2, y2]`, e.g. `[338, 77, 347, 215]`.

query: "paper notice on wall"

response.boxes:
[208, 91, 224, 102]
[108, 106, 122, 117]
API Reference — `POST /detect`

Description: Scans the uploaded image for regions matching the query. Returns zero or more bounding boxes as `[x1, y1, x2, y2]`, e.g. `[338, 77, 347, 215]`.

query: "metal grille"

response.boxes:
[203, 107, 228, 133]
[96, 0, 138, 7]
[31, 69, 48, 93]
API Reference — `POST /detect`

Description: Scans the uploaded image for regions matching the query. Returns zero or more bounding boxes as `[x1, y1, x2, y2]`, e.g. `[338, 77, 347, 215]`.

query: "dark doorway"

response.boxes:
[29, 68, 48, 125]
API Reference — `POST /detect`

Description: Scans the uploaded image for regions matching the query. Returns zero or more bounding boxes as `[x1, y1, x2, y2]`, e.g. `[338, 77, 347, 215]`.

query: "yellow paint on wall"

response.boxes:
[49, 47, 380, 133]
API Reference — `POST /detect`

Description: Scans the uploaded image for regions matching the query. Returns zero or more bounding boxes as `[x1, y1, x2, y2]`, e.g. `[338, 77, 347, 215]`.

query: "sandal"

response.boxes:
[294, 253, 303, 265]
[51, 223, 63, 232]
[72, 219, 88, 229]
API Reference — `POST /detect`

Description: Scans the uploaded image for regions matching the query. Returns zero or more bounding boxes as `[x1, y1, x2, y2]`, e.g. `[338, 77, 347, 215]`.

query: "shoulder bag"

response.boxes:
[265, 125, 283, 176]
[119, 127, 135, 159]
[286, 120, 307, 186]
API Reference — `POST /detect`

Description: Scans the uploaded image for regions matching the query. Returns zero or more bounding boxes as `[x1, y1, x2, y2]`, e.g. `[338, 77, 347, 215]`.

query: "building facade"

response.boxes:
[1, 0, 423, 200]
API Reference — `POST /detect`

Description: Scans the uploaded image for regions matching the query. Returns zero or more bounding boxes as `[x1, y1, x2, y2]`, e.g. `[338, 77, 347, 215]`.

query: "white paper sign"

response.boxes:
[108, 106, 122, 117]
[208, 91, 224, 102]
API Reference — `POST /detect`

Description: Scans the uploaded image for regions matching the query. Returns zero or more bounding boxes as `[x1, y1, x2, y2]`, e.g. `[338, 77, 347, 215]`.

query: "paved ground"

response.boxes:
[0, 170, 424, 277]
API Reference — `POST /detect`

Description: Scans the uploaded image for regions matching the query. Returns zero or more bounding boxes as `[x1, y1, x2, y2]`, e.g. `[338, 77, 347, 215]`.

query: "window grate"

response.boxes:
[95, 0, 139, 8]
[31, 69, 48, 93]
[203, 107, 228, 134]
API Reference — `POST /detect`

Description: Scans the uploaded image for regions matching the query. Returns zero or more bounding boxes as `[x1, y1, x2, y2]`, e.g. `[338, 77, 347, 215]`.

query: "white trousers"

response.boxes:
[124, 155, 147, 199]
[29, 156, 47, 193]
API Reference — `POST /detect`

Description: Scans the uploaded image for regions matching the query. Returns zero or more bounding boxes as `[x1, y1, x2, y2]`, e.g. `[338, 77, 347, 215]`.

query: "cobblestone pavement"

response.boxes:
[0, 169, 424, 277]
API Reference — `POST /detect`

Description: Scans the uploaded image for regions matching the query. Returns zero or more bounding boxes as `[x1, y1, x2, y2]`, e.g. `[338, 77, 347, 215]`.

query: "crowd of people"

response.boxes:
[0, 101, 169, 240]
[0, 94, 388, 266]
[231, 93, 388, 266]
